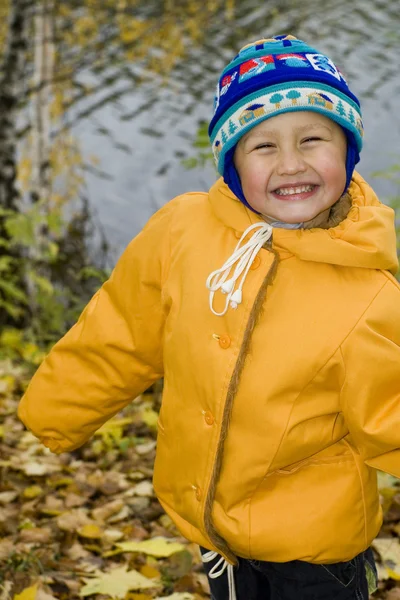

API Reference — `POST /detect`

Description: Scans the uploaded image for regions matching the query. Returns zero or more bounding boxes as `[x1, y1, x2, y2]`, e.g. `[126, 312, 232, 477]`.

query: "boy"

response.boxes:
[19, 35, 400, 599]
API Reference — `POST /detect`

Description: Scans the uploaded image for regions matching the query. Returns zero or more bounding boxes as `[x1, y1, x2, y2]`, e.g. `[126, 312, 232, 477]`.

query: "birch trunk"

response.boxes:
[0, 0, 29, 215]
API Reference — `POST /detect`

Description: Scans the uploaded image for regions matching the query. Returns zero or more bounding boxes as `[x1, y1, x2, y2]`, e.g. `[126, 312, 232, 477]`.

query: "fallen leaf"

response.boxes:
[13, 584, 38, 600]
[0, 491, 18, 504]
[56, 509, 91, 532]
[378, 472, 400, 489]
[139, 565, 161, 579]
[108, 505, 131, 523]
[372, 538, 400, 579]
[115, 537, 186, 558]
[0, 537, 14, 560]
[154, 594, 195, 600]
[103, 528, 124, 543]
[92, 499, 124, 522]
[132, 481, 153, 497]
[136, 441, 156, 456]
[64, 493, 87, 508]
[141, 408, 159, 429]
[95, 417, 134, 436]
[22, 461, 60, 476]
[0, 580, 12, 600]
[79, 566, 156, 598]
[23, 486, 43, 500]
[36, 589, 58, 600]
[19, 527, 52, 544]
[162, 550, 193, 579]
[65, 542, 91, 560]
[77, 524, 104, 539]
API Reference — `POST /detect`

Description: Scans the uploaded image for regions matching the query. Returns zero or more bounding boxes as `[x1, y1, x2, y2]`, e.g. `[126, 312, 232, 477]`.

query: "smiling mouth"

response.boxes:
[274, 184, 317, 196]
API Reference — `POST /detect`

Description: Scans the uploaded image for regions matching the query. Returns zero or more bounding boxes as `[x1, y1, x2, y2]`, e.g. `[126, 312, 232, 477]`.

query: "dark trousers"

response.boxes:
[200, 546, 378, 600]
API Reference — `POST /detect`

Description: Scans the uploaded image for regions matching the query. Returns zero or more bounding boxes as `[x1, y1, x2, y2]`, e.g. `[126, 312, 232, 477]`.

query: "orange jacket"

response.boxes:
[18, 171, 400, 565]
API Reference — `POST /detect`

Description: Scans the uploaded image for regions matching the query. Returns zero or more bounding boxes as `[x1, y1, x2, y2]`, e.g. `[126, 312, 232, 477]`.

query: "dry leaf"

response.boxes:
[65, 542, 91, 560]
[64, 493, 87, 508]
[0, 580, 12, 600]
[108, 505, 130, 524]
[372, 538, 400, 580]
[0, 491, 18, 504]
[154, 594, 195, 600]
[92, 499, 124, 522]
[115, 537, 185, 558]
[79, 566, 156, 598]
[56, 509, 91, 532]
[36, 589, 58, 600]
[22, 461, 60, 476]
[23, 486, 42, 500]
[0, 537, 14, 560]
[19, 527, 52, 544]
[136, 441, 156, 456]
[103, 529, 124, 543]
[132, 481, 153, 497]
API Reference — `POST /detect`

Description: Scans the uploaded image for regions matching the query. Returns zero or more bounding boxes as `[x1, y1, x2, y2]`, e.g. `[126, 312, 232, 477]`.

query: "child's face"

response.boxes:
[233, 111, 347, 224]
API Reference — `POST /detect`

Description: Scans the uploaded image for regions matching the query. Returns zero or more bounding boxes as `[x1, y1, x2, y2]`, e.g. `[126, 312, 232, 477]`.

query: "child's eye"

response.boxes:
[254, 143, 275, 150]
[302, 136, 322, 143]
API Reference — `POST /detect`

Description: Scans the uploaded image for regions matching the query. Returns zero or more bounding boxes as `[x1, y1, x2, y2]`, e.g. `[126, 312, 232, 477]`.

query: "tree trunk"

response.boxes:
[0, 0, 29, 216]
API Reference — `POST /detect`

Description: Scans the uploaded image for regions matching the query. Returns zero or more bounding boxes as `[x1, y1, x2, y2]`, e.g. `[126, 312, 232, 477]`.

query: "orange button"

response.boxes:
[204, 411, 215, 426]
[234, 230, 242, 239]
[219, 334, 231, 349]
[250, 255, 261, 270]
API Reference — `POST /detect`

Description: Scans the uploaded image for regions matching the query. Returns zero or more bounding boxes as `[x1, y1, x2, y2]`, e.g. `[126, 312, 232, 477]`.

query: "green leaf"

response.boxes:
[30, 272, 54, 295]
[0, 279, 28, 303]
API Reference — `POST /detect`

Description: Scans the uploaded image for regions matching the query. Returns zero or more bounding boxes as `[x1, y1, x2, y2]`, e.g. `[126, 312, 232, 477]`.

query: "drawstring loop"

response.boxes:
[201, 550, 237, 600]
[206, 222, 273, 316]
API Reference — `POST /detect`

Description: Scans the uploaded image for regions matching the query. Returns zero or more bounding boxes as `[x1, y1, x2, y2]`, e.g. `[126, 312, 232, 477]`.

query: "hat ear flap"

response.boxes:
[223, 146, 259, 213]
[344, 131, 359, 194]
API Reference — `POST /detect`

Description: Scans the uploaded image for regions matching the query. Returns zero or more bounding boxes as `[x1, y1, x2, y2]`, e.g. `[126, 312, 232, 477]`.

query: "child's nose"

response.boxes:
[276, 148, 307, 176]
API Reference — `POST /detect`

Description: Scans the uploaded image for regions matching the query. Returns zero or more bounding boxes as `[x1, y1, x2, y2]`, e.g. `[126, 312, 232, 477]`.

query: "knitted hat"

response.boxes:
[208, 35, 363, 211]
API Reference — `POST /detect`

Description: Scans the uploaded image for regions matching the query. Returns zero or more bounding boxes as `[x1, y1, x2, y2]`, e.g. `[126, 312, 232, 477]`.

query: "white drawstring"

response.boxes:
[206, 222, 273, 316]
[201, 550, 237, 600]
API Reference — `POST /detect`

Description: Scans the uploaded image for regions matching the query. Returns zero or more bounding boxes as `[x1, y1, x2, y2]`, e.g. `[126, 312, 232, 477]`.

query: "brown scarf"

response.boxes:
[302, 192, 353, 229]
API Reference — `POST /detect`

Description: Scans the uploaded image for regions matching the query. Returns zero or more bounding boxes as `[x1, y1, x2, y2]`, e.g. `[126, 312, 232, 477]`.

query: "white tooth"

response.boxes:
[276, 185, 313, 195]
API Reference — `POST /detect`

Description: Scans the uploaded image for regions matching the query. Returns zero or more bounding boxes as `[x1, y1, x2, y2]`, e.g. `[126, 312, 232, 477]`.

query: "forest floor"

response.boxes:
[1, 361, 400, 600]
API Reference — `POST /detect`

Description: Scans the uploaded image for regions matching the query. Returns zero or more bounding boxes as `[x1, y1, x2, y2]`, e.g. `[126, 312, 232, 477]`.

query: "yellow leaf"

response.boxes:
[79, 566, 156, 598]
[154, 594, 195, 600]
[372, 537, 400, 579]
[115, 537, 185, 558]
[139, 565, 161, 579]
[13, 583, 38, 600]
[141, 408, 159, 429]
[78, 524, 103, 539]
[95, 417, 133, 435]
[23, 485, 43, 499]
[0, 375, 15, 395]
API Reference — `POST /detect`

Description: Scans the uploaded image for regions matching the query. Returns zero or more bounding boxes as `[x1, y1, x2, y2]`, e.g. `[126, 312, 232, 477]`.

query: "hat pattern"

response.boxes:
[209, 35, 363, 176]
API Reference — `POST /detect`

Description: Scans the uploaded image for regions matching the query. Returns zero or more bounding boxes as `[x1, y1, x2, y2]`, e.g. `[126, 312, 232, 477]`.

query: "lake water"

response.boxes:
[71, 0, 400, 261]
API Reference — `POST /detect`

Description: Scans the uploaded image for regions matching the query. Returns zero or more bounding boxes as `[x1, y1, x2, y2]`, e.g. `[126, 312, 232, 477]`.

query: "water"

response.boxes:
[69, 0, 400, 261]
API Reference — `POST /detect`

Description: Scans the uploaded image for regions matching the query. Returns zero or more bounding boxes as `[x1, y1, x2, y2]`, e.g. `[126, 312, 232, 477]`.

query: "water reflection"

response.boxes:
[44, 0, 400, 258]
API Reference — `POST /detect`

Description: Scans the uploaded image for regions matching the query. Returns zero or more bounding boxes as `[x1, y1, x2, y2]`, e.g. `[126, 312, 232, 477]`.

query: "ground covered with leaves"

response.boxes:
[1, 361, 400, 600]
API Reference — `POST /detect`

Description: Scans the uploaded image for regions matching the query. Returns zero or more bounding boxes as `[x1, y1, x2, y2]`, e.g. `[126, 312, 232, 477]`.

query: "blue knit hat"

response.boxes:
[208, 35, 363, 212]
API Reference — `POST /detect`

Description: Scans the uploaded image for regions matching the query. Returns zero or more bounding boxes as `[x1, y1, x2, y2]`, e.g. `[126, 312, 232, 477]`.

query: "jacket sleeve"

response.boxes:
[18, 200, 174, 454]
[340, 278, 400, 479]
